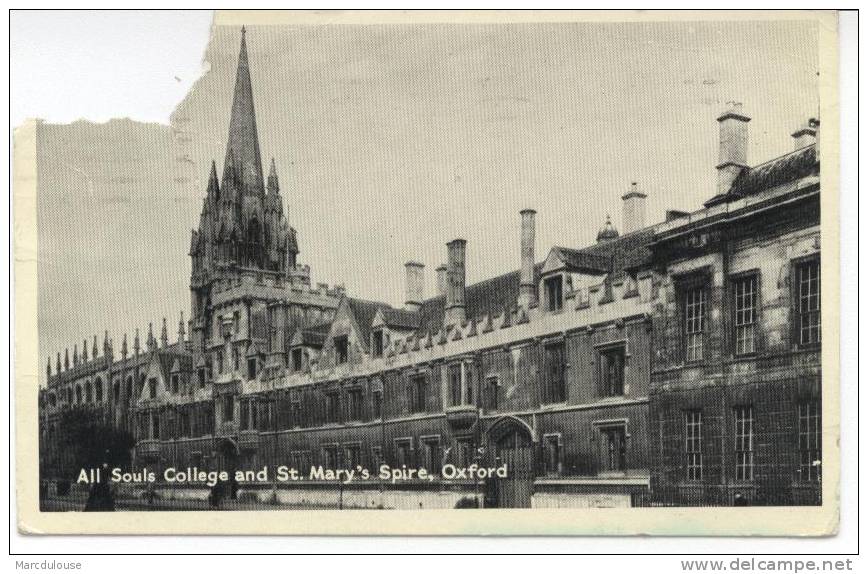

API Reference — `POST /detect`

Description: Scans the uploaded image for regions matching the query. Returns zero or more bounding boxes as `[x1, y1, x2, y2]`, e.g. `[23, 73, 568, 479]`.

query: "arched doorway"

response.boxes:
[216, 438, 239, 499]
[488, 417, 535, 508]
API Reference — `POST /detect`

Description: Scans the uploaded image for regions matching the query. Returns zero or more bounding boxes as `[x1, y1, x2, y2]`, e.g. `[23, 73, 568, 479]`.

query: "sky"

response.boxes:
[15, 12, 820, 383]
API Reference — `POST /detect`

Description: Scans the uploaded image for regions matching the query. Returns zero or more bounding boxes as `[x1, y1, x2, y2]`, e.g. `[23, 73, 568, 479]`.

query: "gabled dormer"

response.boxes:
[288, 325, 327, 373]
[370, 307, 421, 358]
[540, 246, 611, 312]
[139, 353, 170, 404]
[321, 296, 389, 369]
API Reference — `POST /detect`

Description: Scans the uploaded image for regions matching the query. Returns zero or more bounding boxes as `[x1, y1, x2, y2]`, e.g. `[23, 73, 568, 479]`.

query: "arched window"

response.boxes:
[113, 381, 120, 402]
[85, 382, 93, 403]
[48, 393, 56, 407]
[76, 385, 82, 404]
[94, 377, 103, 402]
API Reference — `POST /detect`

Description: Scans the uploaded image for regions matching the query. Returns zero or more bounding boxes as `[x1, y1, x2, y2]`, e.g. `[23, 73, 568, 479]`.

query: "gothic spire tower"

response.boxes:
[189, 28, 301, 352]
[225, 26, 264, 197]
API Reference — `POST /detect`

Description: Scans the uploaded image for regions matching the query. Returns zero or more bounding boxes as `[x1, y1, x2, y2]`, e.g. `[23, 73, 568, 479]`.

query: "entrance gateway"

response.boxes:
[216, 438, 239, 499]
[487, 417, 535, 508]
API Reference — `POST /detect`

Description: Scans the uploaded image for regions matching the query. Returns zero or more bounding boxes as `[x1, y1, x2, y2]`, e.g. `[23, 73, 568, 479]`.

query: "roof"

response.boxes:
[153, 348, 193, 380]
[552, 247, 611, 274]
[408, 223, 657, 335]
[415, 264, 541, 335]
[379, 307, 422, 330]
[578, 227, 656, 275]
[346, 297, 392, 346]
[705, 144, 818, 207]
[298, 324, 329, 348]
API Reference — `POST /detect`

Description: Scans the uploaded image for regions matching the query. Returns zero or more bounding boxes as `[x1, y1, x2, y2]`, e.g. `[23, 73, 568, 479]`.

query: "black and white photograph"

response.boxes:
[12, 9, 846, 542]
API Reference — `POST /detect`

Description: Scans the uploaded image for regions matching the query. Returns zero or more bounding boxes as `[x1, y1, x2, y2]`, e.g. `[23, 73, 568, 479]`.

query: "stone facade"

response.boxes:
[647, 165, 821, 506]
[39, 31, 822, 508]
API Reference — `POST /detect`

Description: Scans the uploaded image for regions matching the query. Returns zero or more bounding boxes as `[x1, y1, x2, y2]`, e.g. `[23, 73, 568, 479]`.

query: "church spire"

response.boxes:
[160, 317, 169, 348]
[267, 157, 279, 194]
[224, 27, 264, 197]
[207, 159, 219, 201]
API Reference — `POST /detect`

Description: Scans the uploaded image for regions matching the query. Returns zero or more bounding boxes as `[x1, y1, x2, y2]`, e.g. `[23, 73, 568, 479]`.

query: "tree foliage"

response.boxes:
[58, 407, 135, 474]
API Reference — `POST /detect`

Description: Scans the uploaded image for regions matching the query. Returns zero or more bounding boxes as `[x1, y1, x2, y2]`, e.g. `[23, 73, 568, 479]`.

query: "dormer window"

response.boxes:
[148, 377, 157, 399]
[544, 275, 564, 312]
[247, 357, 257, 380]
[334, 336, 349, 364]
[170, 373, 180, 394]
[372, 330, 384, 358]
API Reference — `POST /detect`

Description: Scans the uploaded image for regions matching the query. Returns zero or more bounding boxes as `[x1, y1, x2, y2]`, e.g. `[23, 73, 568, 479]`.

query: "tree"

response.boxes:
[57, 406, 135, 476]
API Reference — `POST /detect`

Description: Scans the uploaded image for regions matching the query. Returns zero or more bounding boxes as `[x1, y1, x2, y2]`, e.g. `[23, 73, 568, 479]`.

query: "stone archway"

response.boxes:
[216, 438, 239, 499]
[487, 416, 535, 508]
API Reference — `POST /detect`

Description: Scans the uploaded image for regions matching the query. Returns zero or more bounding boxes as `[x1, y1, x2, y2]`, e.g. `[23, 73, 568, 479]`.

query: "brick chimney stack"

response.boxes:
[518, 209, 537, 310]
[792, 118, 819, 151]
[404, 261, 424, 312]
[716, 102, 750, 196]
[621, 182, 647, 234]
[436, 264, 448, 297]
[445, 239, 467, 326]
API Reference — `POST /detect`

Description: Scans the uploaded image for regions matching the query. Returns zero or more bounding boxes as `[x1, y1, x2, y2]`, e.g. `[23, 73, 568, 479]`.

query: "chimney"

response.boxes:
[716, 102, 750, 196]
[792, 118, 819, 151]
[621, 182, 647, 234]
[436, 264, 448, 297]
[518, 209, 537, 310]
[404, 261, 424, 312]
[445, 239, 467, 326]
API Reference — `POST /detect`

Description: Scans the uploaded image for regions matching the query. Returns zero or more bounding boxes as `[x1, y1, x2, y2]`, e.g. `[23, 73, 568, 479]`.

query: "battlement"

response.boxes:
[258, 270, 656, 389]
[382, 273, 654, 362]
[46, 309, 193, 385]
[208, 264, 348, 298]
[291, 281, 346, 299]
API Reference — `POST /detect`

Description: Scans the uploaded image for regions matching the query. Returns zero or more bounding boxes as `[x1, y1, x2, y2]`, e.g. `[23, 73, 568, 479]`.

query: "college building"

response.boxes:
[39, 30, 822, 509]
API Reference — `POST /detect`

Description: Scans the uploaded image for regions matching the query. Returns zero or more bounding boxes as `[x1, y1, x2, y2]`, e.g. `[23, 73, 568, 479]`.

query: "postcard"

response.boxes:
[14, 9, 840, 535]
